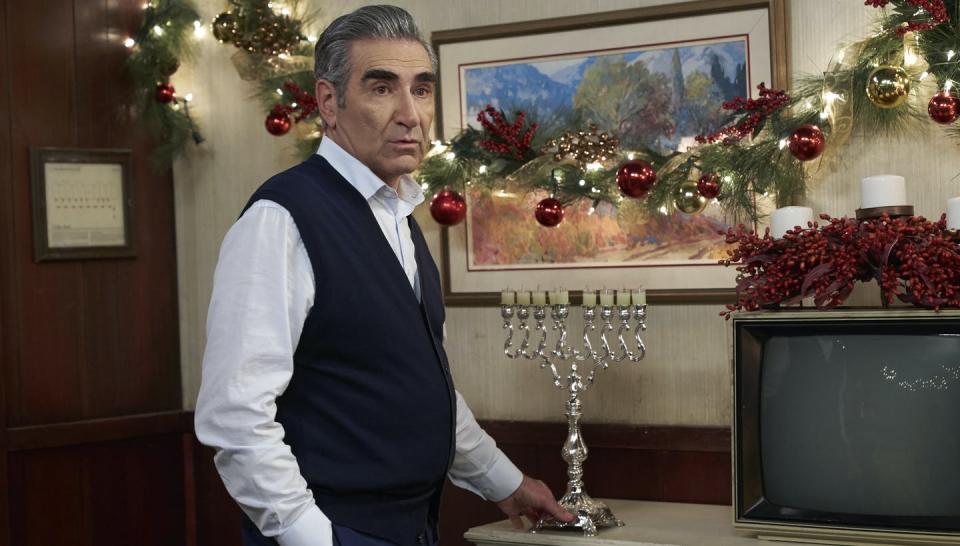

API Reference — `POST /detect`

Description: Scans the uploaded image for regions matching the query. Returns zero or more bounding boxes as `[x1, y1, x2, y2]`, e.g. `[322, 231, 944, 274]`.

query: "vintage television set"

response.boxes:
[732, 309, 960, 546]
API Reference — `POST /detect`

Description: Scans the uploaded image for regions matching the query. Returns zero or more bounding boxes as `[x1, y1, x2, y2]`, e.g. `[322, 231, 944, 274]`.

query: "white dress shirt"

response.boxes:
[194, 137, 523, 546]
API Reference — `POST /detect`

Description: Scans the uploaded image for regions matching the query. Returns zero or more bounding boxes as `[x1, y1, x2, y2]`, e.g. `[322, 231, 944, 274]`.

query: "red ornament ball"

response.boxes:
[430, 190, 467, 226]
[928, 91, 959, 124]
[265, 110, 292, 136]
[616, 160, 657, 198]
[696, 174, 721, 199]
[534, 197, 564, 227]
[787, 124, 825, 161]
[155, 83, 176, 104]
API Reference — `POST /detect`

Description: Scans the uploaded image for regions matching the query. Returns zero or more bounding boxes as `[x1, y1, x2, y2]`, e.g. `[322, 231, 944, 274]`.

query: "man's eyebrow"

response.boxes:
[415, 72, 437, 83]
[361, 69, 399, 82]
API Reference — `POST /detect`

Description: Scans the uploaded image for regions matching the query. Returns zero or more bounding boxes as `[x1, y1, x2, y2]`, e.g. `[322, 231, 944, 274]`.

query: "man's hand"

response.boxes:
[495, 475, 575, 529]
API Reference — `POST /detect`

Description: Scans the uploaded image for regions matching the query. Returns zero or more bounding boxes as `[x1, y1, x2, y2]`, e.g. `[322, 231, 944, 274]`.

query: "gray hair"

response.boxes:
[314, 5, 437, 108]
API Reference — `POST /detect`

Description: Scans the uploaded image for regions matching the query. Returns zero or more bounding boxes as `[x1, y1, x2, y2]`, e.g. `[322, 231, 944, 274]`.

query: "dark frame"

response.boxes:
[30, 147, 136, 261]
[431, 0, 790, 307]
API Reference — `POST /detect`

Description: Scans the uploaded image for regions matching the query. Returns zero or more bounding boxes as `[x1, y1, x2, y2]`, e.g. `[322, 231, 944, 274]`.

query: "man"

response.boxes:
[194, 5, 573, 546]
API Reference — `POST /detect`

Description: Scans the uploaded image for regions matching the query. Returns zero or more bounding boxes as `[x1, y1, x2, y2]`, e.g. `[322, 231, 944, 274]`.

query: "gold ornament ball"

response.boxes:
[866, 66, 911, 109]
[673, 181, 708, 214]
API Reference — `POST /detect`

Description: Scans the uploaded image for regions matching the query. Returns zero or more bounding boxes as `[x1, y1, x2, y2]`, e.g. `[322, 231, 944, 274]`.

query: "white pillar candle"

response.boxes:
[861, 174, 907, 209]
[599, 289, 615, 307]
[582, 289, 596, 306]
[557, 290, 569, 305]
[532, 291, 547, 306]
[500, 290, 515, 305]
[616, 289, 631, 306]
[632, 288, 647, 306]
[770, 206, 814, 238]
[516, 291, 531, 305]
[948, 197, 960, 230]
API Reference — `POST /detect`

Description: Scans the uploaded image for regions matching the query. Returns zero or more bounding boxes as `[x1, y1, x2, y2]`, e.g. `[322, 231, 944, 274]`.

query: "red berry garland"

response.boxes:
[476, 105, 539, 161]
[865, 0, 948, 35]
[720, 213, 960, 319]
[696, 83, 790, 145]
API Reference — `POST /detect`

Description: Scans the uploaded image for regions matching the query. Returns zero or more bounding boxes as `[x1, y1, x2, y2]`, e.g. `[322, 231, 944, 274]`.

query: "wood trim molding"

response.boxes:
[478, 421, 730, 452]
[7, 410, 191, 451]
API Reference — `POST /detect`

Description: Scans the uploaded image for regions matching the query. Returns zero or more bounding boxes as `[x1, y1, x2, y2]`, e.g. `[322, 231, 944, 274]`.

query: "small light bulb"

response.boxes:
[123, 37, 136, 48]
[478, 165, 488, 174]
[626, 152, 635, 160]
[585, 162, 602, 172]
[819, 111, 830, 120]
[276, 88, 284, 96]
[949, 50, 957, 61]
[444, 151, 456, 161]
[578, 179, 586, 187]
[421, 183, 429, 191]
[153, 25, 164, 36]
[193, 21, 206, 39]
[946, 80, 955, 92]
[779, 139, 788, 150]
[588, 207, 595, 215]
[659, 206, 669, 215]
[307, 35, 318, 43]
[723, 175, 732, 183]
[184, 93, 193, 102]
[291, 102, 298, 109]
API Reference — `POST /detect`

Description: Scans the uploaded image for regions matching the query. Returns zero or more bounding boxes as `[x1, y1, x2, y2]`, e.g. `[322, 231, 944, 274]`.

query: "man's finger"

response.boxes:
[544, 501, 575, 522]
[509, 514, 525, 529]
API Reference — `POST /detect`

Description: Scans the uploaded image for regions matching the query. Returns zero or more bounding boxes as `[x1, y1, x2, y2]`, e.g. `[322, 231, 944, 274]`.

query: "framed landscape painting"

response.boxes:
[433, 0, 789, 305]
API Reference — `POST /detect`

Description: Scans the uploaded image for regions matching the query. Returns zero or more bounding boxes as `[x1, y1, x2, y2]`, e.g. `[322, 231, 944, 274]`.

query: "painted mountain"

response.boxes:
[461, 39, 747, 151]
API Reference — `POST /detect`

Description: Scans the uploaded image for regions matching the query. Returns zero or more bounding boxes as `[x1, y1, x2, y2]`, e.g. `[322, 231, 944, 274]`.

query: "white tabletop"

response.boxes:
[465, 500, 819, 546]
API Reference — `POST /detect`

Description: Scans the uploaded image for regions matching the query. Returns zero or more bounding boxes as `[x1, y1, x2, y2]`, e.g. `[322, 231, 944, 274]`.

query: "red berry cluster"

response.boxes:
[476, 105, 539, 161]
[271, 81, 318, 123]
[695, 84, 790, 145]
[865, 0, 949, 34]
[720, 213, 960, 319]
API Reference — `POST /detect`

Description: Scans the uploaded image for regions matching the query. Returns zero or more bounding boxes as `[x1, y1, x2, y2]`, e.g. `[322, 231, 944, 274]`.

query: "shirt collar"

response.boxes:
[317, 137, 424, 216]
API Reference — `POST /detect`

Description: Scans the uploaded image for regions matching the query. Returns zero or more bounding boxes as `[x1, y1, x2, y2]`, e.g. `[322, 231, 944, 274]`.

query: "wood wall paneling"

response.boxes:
[9, 435, 186, 546]
[0, 0, 13, 542]
[6, 0, 84, 427]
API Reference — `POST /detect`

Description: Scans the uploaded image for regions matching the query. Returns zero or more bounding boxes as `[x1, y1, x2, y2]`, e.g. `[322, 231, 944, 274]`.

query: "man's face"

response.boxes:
[317, 39, 436, 187]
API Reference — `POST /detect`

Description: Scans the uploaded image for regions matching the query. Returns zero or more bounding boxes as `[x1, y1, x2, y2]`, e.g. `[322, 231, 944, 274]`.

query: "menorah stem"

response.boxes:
[532, 380, 624, 537]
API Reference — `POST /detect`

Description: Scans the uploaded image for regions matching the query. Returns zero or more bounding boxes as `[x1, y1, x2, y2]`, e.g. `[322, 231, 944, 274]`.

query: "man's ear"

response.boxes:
[315, 79, 338, 129]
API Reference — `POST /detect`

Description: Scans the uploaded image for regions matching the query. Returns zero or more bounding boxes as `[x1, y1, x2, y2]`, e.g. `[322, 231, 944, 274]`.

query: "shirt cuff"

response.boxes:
[473, 451, 524, 502]
[275, 505, 333, 546]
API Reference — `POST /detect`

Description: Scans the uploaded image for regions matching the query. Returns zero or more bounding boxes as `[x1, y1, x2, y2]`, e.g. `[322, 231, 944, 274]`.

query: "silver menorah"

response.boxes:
[499, 289, 648, 536]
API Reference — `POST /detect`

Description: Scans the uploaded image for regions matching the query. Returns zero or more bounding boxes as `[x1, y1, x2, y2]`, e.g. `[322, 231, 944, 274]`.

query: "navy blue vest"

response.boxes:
[240, 155, 456, 545]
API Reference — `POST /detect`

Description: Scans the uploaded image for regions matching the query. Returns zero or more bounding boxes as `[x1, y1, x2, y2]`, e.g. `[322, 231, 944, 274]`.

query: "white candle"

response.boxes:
[557, 290, 569, 305]
[632, 288, 647, 306]
[616, 289, 631, 306]
[548, 290, 558, 305]
[516, 291, 531, 306]
[532, 291, 547, 306]
[861, 174, 907, 209]
[582, 289, 596, 306]
[948, 197, 960, 230]
[599, 289, 615, 307]
[770, 206, 814, 238]
[500, 290, 515, 305]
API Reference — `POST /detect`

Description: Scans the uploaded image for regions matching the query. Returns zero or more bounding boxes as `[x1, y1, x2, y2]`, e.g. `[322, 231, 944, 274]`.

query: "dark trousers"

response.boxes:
[241, 516, 439, 546]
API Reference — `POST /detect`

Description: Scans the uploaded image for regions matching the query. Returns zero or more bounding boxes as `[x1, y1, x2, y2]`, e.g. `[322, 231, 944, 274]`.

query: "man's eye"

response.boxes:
[414, 87, 432, 97]
[373, 85, 390, 95]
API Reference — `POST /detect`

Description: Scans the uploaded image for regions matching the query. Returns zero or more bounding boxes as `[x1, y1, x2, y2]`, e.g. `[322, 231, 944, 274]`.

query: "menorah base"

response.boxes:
[531, 491, 624, 537]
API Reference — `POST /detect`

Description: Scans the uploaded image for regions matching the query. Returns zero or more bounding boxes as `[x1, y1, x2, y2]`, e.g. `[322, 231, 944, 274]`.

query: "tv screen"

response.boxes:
[761, 334, 960, 518]
[734, 311, 960, 544]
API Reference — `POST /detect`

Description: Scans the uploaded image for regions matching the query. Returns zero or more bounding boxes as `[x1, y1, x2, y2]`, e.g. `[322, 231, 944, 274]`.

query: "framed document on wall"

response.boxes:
[30, 148, 136, 261]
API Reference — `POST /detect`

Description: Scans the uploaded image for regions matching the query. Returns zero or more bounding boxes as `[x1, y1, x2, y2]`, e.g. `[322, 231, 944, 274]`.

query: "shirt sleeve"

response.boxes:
[442, 326, 524, 502]
[194, 200, 332, 545]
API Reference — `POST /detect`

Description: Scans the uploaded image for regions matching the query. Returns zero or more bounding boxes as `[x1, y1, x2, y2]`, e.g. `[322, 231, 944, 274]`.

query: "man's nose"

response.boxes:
[394, 91, 419, 128]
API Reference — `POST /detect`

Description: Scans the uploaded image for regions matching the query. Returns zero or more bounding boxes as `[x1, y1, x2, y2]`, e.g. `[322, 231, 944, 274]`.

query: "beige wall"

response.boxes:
[175, 0, 960, 426]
